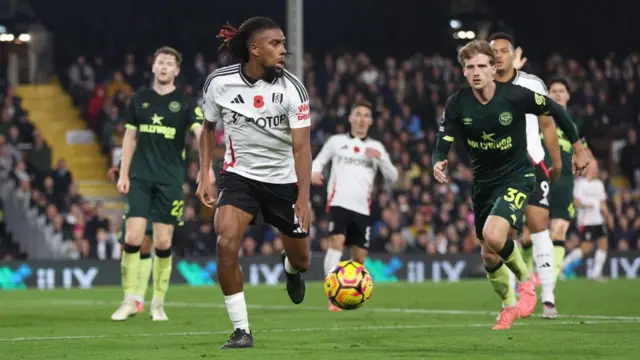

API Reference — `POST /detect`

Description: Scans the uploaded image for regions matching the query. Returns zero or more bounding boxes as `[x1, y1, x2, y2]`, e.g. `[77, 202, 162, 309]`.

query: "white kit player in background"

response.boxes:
[562, 161, 611, 281]
[311, 100, 398, 312]
[490, 33, 561, 317]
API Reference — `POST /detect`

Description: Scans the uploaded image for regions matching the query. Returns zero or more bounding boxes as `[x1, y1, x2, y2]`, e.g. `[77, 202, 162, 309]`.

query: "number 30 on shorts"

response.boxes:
[503, 188, 527, 209]
[171, 200, 184, 221]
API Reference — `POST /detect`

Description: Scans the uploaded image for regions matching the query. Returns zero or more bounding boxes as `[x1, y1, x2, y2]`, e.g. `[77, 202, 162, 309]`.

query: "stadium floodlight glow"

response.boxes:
[465, 31, 476, 39]
[457, 30, 467, 39]
[18, 33, 30, 42]
[449, 19, 462, 29]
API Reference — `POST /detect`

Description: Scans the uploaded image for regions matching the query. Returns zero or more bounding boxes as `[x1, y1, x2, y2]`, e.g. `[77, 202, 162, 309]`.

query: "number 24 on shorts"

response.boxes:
[503, 188, 527, 209]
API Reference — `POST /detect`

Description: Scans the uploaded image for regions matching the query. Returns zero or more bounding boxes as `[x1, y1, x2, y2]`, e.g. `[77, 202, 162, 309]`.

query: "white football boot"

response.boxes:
[111, 299, 137, 321]
[150, 299, 169, 321]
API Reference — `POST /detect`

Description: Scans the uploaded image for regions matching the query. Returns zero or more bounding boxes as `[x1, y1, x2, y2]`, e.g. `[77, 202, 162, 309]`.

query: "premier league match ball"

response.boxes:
[323, 260, 374, 310]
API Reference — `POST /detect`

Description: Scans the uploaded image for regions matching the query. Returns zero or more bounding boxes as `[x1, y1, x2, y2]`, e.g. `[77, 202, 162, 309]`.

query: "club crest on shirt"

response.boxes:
[499, 112, 512, 126]
[272, 92, 283, 104]
[169, 101, 181, 113]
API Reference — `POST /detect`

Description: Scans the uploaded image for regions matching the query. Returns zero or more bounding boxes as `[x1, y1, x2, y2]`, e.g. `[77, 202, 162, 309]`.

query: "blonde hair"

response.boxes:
[457, 40, 496, 67]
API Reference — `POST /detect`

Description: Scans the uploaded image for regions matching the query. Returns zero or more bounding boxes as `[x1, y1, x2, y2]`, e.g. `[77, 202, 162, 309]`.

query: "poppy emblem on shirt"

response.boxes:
[254, 95, 265, 108]
[354, 146, 360, 153]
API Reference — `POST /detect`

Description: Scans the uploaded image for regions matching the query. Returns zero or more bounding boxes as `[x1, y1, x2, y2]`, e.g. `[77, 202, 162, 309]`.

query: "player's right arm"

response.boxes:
[118, 96, 139, 194]
[431, 94, 459, 183]
[197, 79, 222, 207]
[311, 136, 336, 186]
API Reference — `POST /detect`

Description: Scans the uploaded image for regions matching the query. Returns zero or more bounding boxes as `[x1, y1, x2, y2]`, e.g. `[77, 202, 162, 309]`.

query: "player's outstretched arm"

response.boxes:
[538, 115, 562, 182]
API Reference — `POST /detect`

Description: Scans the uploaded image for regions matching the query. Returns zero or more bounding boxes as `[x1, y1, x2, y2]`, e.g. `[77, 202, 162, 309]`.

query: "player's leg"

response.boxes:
[474, 201, 519, 329]
[481, 242, 520, 330]
[483, 182, 536, 318]
[591, 232, 608, 281]
[324, 208, 348, 277]
[215, 173, 258, 349]
[348, 213, 370, 266]
[147, 183, 184, 321]
[524, 172, 556, 309]
[550, 218, 570, 279]
[562, 229, 593, 277]
[134, 231, 153, 313]
[520, 225, 534, 272]
[112, 180, 151, 321]
[525, 204, 556, 310]
[472, 193, 518, 330]
[324, 230, 346, 312]
[255, 181, 312, 304]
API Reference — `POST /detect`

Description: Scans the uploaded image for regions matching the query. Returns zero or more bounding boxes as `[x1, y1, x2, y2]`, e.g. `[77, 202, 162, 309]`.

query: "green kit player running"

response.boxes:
[432, 40, 589, 330]
[112, 46, 207, 322]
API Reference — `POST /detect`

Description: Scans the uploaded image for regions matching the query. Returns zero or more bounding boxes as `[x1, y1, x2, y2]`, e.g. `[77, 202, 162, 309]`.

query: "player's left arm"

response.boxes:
[377, 145, 398, 185]
[526, 77, 563, 177]
[517, 86, 589, 174]
[288, 90, 313, 232]
[538, 115, 562, 178]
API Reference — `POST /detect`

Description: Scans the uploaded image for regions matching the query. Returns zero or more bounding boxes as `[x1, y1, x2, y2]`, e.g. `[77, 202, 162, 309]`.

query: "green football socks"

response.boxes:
[521, 242, 534, 272]
[486, 262, 516, 307]
[135, 253, 153, 301]
[153, 248, 173, 301]
[499, 239, 530, 282]
[553, 240, 566, 280]
[121, 244, 141, 297]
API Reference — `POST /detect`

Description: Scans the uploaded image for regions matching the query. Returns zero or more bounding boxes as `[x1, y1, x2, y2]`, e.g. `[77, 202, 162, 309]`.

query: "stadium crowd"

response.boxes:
[3, 48, 640, 260]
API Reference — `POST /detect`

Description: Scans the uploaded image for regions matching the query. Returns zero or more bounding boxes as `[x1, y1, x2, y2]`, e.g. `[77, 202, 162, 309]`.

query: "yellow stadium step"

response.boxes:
[77, 180, 120, 198]
[611, 176, 629, 190]
[14, 84, 108, 182]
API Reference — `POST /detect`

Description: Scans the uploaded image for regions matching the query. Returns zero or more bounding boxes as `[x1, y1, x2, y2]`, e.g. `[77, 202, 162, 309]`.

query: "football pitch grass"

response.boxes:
[1, 279, 639, 360]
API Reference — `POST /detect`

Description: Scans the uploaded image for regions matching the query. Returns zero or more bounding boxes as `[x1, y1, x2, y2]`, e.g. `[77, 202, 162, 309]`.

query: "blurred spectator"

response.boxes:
[68, 56, 95, 106]
[619, 128, 640, 188]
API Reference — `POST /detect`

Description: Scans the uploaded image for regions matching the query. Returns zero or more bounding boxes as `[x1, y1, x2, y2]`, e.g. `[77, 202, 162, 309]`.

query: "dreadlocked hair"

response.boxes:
[217, 17, 280, 62]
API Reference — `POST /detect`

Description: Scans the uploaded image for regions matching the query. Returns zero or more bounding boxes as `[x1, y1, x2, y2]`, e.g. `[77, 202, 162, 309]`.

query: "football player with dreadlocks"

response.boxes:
[197, 17, 313, 349]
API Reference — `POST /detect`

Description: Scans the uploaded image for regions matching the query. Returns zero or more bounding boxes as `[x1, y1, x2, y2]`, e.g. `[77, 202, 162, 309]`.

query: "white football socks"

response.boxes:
[531, 230, 555, 304]
[323, 248, 343, 275]
[284, 257, 298, 274]
[592, 249, 607, 279]
[224, 292, 250, 333]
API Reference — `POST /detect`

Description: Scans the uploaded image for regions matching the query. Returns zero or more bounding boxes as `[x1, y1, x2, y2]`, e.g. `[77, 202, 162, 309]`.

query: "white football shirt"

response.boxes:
[511, 70, 548, 164]
[312, 133, 398, 216]
[574, 177, 606, 226]
[201, 64, 311, 184]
